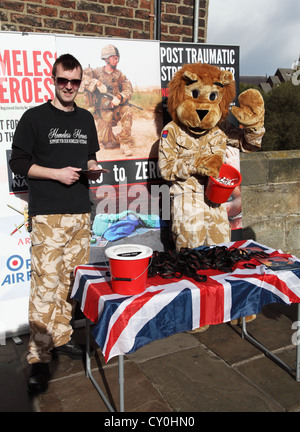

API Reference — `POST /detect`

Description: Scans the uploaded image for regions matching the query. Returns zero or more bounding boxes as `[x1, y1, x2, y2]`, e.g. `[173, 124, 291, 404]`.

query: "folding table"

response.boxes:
[71, 240, 300, 412]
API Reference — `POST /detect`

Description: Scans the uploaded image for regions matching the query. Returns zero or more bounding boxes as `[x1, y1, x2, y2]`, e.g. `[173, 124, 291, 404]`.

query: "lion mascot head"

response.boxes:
[167, 63, 236, 135]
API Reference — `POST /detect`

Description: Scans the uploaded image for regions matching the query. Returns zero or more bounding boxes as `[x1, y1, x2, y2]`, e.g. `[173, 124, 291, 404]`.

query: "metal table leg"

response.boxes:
[85, 318, 116, 412]
[242, 309, 299, 381]
[296, 304, 300, 382]
[119, 354, 125, 412]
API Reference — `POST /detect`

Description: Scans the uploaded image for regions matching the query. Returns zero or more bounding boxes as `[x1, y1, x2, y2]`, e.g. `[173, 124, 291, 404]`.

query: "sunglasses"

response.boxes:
[54, 77, 82, 88]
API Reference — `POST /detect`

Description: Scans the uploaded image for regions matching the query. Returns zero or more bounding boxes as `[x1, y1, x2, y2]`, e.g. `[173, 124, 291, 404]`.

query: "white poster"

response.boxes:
[0, 32, 57, 338]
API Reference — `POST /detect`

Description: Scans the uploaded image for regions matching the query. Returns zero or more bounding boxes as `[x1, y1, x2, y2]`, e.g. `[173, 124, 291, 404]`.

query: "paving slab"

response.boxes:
[0, 337, 34, 412]
[127, 332, 200, 363]
[137, 344, 284, 412]
[0, 358, 34, 412]
[36, 360, 171, 412]
[235, 347, 300, 412]
[194, 304, 297, 365]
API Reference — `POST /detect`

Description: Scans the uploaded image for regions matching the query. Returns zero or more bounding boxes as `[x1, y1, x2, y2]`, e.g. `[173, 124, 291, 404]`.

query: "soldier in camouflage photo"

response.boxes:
[81, 44, 135, 157]
[9, 53, 100, 393]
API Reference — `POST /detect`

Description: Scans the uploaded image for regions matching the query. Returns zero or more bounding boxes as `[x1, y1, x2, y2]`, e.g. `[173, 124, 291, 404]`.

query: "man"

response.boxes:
[81, 44, 134, 156]
[9, 54, 100, 393]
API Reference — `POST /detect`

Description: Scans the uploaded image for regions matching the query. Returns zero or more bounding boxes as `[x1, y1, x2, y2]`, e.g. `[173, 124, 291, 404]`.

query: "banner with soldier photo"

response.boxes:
[55, 36, 165, 257]
[159, 42, 242, 238]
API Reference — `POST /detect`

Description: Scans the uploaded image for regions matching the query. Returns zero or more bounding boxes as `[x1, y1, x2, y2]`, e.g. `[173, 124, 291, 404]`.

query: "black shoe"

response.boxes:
[52, 339, 83, 360]
[28, 363, 49, 393]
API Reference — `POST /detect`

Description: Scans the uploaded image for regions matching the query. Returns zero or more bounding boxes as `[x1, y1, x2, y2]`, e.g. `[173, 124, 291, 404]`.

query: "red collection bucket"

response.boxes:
[205, 163, 242, 204]
[105, 244, 153, 295]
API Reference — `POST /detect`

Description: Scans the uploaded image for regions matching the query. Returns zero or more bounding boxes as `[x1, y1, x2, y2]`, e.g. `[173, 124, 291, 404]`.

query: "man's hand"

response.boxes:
[86, 162, 102, 181]
[28, 164, 81, 185]
[55, 167, 82, 185]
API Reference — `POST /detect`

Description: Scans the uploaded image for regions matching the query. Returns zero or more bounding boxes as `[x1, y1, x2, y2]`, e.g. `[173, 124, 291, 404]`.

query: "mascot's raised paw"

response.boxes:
[231, 89, 264, 129]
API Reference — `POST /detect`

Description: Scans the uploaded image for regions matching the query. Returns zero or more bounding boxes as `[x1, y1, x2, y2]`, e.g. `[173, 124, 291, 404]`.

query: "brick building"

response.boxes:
[0, 0, 209, 42]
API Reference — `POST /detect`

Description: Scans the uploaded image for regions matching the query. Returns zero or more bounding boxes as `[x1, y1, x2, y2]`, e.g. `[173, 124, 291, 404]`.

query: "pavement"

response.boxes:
[1, 302, 300, 413]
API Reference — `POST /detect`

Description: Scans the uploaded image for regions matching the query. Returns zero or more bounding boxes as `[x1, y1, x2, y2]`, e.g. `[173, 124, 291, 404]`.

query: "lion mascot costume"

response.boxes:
[159, 63, 265, 251]
[158, 63, 265, 328]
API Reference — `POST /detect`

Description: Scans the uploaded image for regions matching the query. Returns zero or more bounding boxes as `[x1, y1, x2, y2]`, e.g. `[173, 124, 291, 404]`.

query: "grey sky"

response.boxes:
[207, 0, 300, 76]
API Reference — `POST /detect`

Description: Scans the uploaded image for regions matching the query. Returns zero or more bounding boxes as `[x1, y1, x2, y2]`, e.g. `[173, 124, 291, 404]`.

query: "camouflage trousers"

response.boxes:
[27, 213, 91, 364]
[95, 105, 134, 155]
[171, 189, 230, 251]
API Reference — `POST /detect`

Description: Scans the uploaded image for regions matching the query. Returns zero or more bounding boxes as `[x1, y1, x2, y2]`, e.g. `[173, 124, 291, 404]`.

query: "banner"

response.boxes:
[0, 32, 57, 337]
[0, 32, 241, 338]
[55, 36, 165, 248]
[160, 42, 239, 119]
[1, 33, 164, 337]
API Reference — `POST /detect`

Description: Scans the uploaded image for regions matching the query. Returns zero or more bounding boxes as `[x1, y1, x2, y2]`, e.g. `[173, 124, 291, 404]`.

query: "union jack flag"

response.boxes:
[71, 240, 300, 362]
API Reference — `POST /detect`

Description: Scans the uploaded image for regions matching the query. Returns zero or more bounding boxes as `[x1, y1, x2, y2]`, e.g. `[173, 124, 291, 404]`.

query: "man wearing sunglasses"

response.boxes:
[9, 54, 100, 393]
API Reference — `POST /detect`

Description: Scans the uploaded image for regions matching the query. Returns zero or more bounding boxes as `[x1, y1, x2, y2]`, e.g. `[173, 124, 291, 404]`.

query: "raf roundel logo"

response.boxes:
[7, 255, 24, 272]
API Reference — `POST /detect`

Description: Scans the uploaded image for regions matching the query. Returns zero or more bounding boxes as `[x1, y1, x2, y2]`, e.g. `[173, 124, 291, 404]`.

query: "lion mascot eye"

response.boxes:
[192, 89, 199, 99]
[209, 92, 218, 101]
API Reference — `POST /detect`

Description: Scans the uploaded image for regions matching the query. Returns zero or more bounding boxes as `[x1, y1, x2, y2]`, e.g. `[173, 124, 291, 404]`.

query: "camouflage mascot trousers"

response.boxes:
[170, 183, 231, 250]
[27, 213, 91, 364]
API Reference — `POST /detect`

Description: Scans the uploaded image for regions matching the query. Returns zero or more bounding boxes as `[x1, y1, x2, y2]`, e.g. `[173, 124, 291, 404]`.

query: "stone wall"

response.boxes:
[240, 150, 300, 257]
